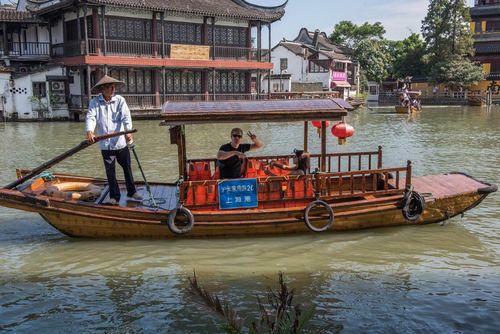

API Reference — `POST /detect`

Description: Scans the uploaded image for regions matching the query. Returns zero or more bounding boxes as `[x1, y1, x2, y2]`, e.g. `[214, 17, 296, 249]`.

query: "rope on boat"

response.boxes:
[304, 200, 334, 232]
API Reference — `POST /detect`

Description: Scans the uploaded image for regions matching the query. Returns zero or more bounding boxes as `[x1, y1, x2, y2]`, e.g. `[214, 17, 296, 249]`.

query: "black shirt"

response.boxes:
[218, 143, 251, 179]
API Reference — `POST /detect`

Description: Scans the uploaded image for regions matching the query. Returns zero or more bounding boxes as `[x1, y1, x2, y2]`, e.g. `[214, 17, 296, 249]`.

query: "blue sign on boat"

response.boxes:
[218, 178, 258, 210]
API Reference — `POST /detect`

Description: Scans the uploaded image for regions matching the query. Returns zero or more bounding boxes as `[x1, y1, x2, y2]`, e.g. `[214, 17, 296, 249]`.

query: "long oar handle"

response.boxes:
[5, 129, 137, 189]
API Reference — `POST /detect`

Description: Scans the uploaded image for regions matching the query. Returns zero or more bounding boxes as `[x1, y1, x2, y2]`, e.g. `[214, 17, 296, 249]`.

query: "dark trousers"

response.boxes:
[101, 147, 136, 201]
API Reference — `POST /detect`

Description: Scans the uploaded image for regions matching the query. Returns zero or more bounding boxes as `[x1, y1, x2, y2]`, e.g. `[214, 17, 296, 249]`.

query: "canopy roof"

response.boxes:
[161, 99, 350, 125]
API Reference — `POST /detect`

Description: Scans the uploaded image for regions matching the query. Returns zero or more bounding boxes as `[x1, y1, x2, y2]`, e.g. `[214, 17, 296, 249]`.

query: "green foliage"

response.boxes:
[329, 21, 392, 82]
[421, 0, 480, 88]
[330, 20, 385, 49]
[189, 272, 328, 334]
[355, 39, 393, 83]
[422, 0, 474, 61]
[428, 55, 484, 89]
[389, 33, 428, 78]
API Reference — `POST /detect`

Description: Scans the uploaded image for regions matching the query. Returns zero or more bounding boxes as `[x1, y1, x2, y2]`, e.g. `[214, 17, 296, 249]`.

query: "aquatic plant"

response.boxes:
[189, 271, 330, 334]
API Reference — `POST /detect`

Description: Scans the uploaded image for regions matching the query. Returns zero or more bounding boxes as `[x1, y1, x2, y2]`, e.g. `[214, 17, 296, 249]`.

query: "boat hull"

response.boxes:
[395, 105, 419, 113]
[0, 173, 494, 239]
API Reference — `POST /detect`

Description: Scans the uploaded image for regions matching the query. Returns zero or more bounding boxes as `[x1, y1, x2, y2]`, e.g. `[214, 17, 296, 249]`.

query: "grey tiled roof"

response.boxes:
[0, 8, 41, 22]
[59, 0, 286, 22]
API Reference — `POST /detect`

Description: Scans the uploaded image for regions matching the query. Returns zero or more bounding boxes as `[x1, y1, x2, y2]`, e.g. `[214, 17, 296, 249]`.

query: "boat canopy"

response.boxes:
[160, 99, 351, 125]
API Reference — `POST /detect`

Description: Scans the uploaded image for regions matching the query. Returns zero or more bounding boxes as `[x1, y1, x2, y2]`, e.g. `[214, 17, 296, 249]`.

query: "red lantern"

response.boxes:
[331, 122, 354, 145]
[311, 120, 330, 128]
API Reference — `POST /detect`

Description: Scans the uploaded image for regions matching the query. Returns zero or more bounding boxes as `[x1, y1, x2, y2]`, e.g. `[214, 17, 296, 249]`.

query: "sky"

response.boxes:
[252, 0, 476, 46]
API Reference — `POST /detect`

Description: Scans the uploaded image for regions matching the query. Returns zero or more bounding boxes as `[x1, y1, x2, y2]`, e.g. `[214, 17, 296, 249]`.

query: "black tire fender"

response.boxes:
[402, 191, 425, 222]
[304, 200, 334, 232]
[167, 206, 194, 235]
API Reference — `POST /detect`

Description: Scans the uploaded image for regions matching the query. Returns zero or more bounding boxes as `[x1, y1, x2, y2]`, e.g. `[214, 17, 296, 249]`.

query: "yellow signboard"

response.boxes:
[170, 44, 210, 60]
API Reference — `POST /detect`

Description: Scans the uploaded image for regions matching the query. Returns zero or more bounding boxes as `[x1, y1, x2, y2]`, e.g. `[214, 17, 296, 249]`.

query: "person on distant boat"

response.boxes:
[85, 75, 143, 205]
[267, 149, 310, 176]
[217, 128, 263, 179]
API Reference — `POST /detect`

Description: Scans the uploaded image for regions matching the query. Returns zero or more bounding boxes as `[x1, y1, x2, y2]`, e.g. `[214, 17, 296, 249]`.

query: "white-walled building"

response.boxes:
[269, 28, 357, 99]
[1, 1, 286, 120]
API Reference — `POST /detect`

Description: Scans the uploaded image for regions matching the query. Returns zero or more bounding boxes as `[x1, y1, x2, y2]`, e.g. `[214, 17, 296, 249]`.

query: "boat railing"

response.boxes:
[181, 160, 412, 207]
[315, 165, 410, 199]
[186, 148, 383, 175]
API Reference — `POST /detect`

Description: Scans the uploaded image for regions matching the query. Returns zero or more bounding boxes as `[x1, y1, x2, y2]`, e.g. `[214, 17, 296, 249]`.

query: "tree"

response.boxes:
[422, 0, 483, 87]
[428, 55, 484, 90]
[390, 33, 428, 78]
[330, 21, 385, 50]
[355, 39, 393, 83]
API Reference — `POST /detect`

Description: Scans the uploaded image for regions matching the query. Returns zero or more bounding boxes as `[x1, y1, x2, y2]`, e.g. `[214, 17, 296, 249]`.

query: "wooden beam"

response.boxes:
[304, 121, 308, 152]
[2, 22, 8, 56]
[101, 6, 107, 56]
[320, 121, 327, 172]
[211, 17, 215, 60]
[268, 22, 271, 98]
[83, 4, 89, 55]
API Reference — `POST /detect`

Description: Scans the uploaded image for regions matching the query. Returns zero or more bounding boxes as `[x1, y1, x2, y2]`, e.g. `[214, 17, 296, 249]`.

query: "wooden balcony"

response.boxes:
[1, 42, 51, 58]
[54, 39, 269, 62]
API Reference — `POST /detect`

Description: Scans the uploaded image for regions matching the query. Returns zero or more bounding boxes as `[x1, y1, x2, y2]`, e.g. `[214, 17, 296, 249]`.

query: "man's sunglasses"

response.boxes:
[232, 134, 242, 138]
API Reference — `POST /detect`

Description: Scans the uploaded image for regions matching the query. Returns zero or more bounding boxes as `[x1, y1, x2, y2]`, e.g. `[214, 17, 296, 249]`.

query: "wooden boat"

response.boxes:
[394, 105, 419, 113]
[468, 96, 486, 107]
[0, 99, 496, 239]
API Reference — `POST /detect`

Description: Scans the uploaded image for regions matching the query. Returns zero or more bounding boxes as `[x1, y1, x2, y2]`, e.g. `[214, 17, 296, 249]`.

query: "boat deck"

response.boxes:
[95, 184, 179, 210]
[389, 173, 492, 198]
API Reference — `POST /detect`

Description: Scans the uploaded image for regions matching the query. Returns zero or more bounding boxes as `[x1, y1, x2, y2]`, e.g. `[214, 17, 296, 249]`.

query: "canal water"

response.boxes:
[0, 106, 499, 333]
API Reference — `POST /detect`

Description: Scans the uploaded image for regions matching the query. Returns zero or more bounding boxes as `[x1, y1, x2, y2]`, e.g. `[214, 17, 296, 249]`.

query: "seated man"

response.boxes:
[268, 149, 310, 176]
[217, 128, 263, 179]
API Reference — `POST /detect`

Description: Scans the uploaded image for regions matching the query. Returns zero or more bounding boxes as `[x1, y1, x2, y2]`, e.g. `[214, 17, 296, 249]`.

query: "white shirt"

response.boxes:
[85, 94, 132, 150]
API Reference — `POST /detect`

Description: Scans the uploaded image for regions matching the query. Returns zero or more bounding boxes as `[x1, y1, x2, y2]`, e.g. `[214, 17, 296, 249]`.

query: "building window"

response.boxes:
[208, 26, 247, 47]
[332, 62, 345, 71]
[309, 59, 329, 73]
[164, 22, 202, 44]
[280, 58, 288, 70]
[32, 82, 46, 98]
[486, 20, 500, 32]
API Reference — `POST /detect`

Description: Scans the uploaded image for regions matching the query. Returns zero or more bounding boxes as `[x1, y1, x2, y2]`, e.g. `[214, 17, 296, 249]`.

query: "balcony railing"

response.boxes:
[69, 93, 273, 111]
[1, 42, 50, 57]
[54, 39, 268, 62]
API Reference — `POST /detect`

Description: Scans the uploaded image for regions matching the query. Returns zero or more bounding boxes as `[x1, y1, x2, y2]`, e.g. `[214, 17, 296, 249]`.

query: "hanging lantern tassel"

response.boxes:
[331, 122, 354, 145]
[311, 120, 330, 138]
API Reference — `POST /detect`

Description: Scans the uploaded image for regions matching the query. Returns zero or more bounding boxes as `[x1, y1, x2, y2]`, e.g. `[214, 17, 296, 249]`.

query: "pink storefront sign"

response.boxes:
[331, 71, 347, 81]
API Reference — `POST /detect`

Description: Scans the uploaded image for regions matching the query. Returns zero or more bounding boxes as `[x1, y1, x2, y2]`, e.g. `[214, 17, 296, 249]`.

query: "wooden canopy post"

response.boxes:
[303, 121, 308, 152]
[170, 125, 187, 179]
[406, 160, 412, 189]
[377, 145, 382, 169]
[320, 121, 327, 172]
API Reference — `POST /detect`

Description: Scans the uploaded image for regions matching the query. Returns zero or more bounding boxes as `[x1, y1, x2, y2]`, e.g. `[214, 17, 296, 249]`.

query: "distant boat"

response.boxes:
[395, 105, 419, 113]
[468, 96, 486, 107]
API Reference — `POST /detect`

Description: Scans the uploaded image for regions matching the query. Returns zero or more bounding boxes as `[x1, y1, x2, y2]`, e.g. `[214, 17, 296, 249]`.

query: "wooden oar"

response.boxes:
[4, 129, 137, 189]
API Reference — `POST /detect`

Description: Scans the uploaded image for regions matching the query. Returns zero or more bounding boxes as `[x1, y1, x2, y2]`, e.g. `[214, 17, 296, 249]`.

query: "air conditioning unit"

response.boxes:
[51, 81, 64, 92]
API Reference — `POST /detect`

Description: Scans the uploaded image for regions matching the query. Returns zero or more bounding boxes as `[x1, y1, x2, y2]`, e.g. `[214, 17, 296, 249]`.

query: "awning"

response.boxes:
[160, 99, 351, 125]
[331, 81, 351, 88]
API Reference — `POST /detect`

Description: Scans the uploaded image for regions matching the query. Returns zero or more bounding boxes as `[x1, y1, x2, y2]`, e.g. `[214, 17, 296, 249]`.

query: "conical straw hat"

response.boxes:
[91, 74, 125, 94]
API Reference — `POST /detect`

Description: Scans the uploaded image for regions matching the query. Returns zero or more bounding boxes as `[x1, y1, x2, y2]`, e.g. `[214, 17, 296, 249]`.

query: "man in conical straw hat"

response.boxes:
[85, 74, 143, 205]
